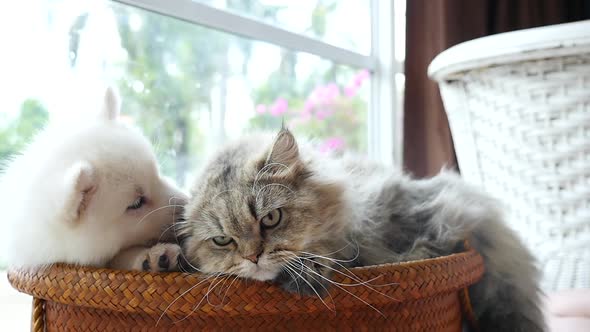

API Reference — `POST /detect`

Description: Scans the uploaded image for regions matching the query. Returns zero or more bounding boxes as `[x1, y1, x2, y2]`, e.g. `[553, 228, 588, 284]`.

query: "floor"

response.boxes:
[0, 271, 31, 331]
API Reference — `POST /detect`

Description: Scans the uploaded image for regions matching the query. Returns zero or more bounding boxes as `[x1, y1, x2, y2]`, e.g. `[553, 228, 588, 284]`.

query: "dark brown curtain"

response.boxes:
[403, 0, 590, 178]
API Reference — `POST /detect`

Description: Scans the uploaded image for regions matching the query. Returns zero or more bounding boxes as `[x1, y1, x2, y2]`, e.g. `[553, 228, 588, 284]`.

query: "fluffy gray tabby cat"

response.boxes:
[179, 128, 545, 331]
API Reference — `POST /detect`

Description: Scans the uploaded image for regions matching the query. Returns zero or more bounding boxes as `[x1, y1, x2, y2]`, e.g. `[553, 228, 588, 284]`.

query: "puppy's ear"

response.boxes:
[100, 86, 121, 121]
[63, 161, 97, 224]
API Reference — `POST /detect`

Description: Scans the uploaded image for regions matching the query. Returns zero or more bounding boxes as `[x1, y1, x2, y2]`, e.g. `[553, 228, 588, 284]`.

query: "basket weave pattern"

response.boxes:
[9, 249, 484, 331]
[437, 53, 590, 290]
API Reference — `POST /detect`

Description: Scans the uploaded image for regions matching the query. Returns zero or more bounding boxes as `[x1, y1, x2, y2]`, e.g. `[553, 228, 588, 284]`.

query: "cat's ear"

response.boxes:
[266, 128, 299, 165]
[263, 128, 304, 177]
[62, 161, 98, 224]
[99, 86, 121, 121]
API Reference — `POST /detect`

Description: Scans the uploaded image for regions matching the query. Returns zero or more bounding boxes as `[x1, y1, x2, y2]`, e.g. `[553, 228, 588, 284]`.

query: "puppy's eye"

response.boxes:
[212, 236, 233, 246]
[261, 208, 282, 228]
[127, 196, 146, 210]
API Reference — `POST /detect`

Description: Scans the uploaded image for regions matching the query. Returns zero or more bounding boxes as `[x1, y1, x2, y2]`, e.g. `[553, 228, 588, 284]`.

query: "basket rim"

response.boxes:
[428, 20, 590, 80]
[7, 248, 484, 318]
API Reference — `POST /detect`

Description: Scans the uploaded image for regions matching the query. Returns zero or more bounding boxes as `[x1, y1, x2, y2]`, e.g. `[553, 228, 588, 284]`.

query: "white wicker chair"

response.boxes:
[429, 20, 590, 291]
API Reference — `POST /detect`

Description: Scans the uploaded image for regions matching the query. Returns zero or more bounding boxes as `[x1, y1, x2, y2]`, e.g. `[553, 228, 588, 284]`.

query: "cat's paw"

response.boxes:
[276, 258, 333, 297]
[139, 243, 181, 272]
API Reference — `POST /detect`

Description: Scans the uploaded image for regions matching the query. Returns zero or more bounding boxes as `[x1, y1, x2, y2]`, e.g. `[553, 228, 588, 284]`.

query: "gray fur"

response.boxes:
[181, 129, 545, 332]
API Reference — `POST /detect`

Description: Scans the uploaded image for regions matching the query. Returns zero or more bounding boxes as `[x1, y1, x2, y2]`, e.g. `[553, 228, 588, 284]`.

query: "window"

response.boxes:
[0, 0, 405, 187]
[0, 0, 405, 326]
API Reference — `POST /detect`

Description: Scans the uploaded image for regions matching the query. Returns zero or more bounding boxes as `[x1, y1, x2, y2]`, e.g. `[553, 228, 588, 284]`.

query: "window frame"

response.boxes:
[113, 0, 404, 166]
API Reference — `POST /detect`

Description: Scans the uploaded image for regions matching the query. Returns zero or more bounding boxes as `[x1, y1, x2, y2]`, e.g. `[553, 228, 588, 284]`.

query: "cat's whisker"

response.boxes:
[309, 257, 399, 289]
[281, 265, 301, 294]
[205, 273, 232, 307]
[171, 221, 202, 273]
[296, 252, 360, 282]
[284, 252, 306, 276]
[176, 272, 225, 324]
[300, 239, 360, 261]
[297, 265, 385, 318]
[307, 255, 399, 297]
[157, 273, 217, 326]
[289, 249, 400, 300]
[297, 257, 399, 302]
[283, 261, 336, 313]
[282, 253, 314, 294]
[288, 262, 337, 313]
[211, 274, 233, 308]
[297, 257, 386, 287]
[220, 274, 241, 305]
[279, 257, 303, 294]
[295, 237, 362, 266]
[297, 240, 358, 260]
[169, 195, 184, 228]
[296, 254, 362, 282]
[136, 204, 185, 225]
[158, 221, 188, 242]
[175, 247, 201, 273]
[298, 249, 359, 264]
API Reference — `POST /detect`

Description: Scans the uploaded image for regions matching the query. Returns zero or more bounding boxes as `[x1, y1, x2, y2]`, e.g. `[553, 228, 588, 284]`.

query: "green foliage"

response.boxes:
[112, 6, 233, 185]
[311, 1, 338, 37]
[0, 99, 49, 163]
[0, 0, 368, 185]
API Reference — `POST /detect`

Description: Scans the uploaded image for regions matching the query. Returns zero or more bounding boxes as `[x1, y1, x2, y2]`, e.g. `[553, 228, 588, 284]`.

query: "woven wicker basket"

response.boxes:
[8, 248, 484, 331]
[429, 20, 590, 291]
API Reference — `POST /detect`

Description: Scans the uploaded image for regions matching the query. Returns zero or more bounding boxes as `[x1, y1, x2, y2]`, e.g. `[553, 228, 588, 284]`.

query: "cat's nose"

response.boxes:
[244, 251, 262, 264]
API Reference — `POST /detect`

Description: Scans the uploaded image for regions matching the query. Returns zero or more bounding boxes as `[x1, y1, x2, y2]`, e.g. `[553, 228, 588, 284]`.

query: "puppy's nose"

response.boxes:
[169, 195, 188, 206]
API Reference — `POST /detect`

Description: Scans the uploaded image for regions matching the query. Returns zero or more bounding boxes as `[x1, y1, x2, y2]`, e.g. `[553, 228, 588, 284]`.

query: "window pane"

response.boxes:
[0, 0, 370, 190]
[195, 0, 371, 54]
[394, 0, 406, 62]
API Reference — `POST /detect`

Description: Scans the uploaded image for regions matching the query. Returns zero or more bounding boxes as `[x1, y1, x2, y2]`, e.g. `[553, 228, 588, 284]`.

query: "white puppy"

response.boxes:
[0, 88, 186, 272]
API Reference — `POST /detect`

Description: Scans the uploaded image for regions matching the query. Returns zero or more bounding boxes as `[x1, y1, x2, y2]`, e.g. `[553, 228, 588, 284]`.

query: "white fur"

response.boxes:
[0, 88, 187, 269]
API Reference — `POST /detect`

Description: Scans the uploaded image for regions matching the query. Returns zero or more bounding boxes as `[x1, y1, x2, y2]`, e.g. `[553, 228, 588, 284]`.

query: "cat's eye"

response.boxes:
[127, 196, 146, 210]
[260, 208, 282, 228]
[212, 236, 233, 246]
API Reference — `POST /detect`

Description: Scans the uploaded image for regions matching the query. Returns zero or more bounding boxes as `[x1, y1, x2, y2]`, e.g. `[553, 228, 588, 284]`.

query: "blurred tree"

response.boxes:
[62, 0, 366, 185]
[113, 7, 227, 185]
[110, 0, 286, 185]
[0, 0, 368, 192]
[0, 99, 49, 163]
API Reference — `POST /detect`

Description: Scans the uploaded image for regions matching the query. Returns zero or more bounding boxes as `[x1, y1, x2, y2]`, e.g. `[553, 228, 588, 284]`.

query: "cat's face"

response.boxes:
[181, 130, 346, 281]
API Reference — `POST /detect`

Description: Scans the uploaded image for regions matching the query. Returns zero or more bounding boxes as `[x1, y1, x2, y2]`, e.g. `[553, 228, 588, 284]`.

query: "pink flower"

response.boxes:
[353, 69, 371, 87]
[325, 83, 340, 100]
[319, 137, 346, 153]
[255, 104, 267, 114]
[315, 108, 334, 120]
[269, 98, 288, 116]
[307, 84, 340, 106]
[299, 108, 312, 122]
[344, 84, 358, 97]
[302, 99, 313, 113]
[307, 87, 321, 105]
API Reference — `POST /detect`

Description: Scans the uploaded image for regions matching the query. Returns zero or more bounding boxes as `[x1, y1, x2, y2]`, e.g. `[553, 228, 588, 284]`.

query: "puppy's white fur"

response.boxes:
[0, 88, 187, 269]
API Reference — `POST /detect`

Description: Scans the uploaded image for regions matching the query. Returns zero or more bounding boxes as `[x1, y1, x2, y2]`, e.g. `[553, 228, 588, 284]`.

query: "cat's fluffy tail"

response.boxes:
[426, 172, 546, 332]
[468, 213, 546, 332]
